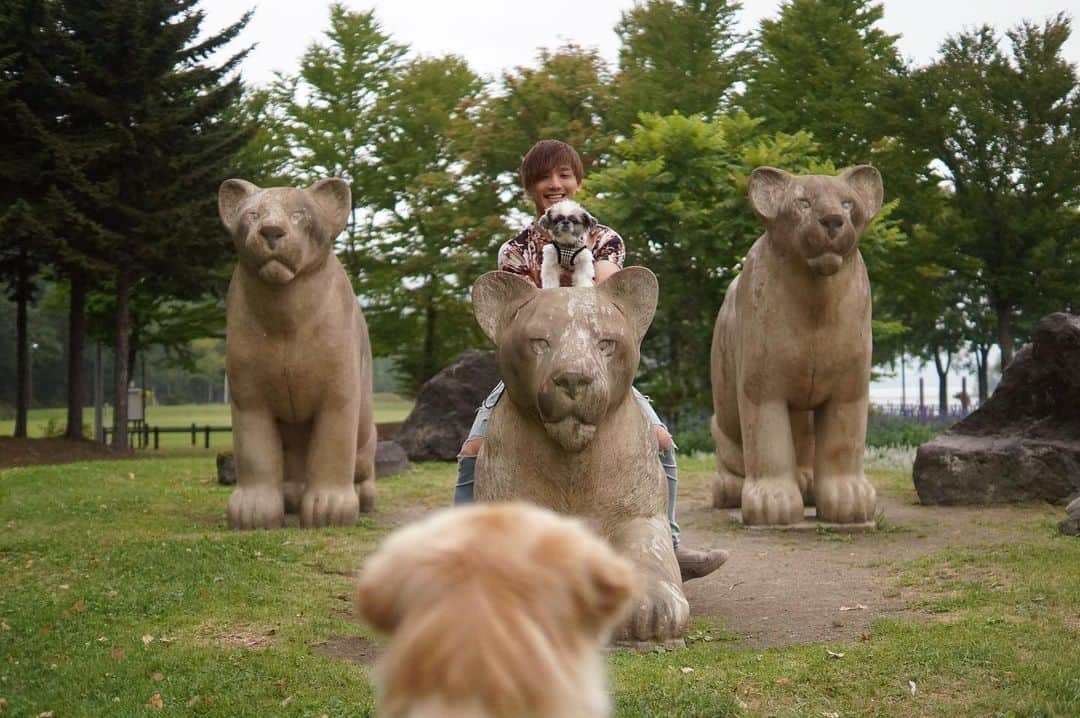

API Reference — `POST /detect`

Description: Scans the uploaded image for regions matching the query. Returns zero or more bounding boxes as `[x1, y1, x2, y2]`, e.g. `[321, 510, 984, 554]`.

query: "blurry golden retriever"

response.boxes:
[355, 502, 637, 718]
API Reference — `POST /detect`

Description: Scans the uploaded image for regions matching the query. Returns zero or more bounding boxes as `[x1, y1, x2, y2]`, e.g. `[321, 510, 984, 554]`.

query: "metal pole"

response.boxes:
[94, 342, 103, 443]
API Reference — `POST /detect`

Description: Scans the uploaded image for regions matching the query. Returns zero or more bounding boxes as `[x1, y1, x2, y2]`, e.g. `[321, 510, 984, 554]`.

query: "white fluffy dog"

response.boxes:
[539, 199, 598, 288]
[355, 502, 637, 718]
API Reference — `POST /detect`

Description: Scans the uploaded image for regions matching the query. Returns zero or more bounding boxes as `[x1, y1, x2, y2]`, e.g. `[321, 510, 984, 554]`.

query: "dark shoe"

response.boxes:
[676, 545, 730, 582]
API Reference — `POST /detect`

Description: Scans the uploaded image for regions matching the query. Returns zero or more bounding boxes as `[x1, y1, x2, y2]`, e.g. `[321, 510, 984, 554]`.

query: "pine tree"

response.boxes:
[56, 0, 252, 448]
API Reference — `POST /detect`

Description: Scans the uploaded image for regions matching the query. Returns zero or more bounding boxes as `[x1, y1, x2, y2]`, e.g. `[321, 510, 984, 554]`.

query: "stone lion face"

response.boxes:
[218, 179, 351, 286]
[472, 268, 658, 452]
[748, 166, 884, 277]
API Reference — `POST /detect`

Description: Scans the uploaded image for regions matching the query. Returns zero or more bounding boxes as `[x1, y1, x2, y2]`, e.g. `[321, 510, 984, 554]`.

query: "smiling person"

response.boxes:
[455, 139, 729, 583]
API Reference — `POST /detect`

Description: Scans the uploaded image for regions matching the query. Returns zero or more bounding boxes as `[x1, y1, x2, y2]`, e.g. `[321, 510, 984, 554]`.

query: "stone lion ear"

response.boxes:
[841, 165, 884, 221]
[472, 271, 537, 344]
[218, 179, 260, 234]
[308, 178, 352, 238]
[598, 266, 658, 342]
[747, 166, 791, 222]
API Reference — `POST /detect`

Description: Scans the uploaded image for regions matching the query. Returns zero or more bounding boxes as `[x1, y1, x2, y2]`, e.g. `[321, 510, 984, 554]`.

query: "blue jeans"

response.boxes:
[454, 382, 681, 546]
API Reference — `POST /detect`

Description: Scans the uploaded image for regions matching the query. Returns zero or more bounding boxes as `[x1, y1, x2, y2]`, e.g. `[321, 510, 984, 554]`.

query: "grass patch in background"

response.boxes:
[0, 395, 414, 452]
[1, 456, 1077, 717]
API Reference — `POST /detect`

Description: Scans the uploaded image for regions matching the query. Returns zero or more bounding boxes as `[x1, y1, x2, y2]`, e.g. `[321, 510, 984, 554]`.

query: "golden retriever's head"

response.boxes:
[748, 165, 883, 276]
[356, 503, 637, 717]
[218, 178, 351, 286]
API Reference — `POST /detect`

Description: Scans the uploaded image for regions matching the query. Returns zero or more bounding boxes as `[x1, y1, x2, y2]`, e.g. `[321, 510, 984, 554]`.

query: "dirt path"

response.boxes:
[676, 484, 1061, 649]
[372, 477, 1062, 652]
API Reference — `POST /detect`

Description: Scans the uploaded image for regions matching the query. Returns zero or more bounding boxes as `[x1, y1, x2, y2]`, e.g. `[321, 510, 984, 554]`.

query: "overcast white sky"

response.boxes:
[202, 1, 1079, 87]
[199, 0, 1074, 402]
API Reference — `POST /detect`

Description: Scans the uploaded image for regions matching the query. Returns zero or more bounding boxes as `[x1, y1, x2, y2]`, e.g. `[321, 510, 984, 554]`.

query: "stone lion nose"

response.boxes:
[260, 223, 285, 248]
[553, 371, 593, 398]
[819, 214, 844, 233]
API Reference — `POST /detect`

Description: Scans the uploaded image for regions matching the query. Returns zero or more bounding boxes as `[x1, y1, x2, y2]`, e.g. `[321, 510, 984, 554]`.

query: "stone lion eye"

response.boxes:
[290, 211, 305, 222]
[598, 339, 616, 356]
[841, 200, 854, 211]
[245, 210, 260, 221]
[797, 198, 812, 210]
[530, 338, 550, 355]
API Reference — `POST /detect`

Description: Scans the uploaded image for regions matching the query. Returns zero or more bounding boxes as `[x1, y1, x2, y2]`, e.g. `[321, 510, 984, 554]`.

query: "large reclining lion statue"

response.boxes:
[218, 178, 377, 530]
[471, 267, 688, 647]
[711, 166, 883, 526]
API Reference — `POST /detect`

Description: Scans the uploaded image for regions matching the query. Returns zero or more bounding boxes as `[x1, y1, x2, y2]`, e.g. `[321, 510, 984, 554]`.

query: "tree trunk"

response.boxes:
[422, 280, 437, 384]
[996, 307, 1014, 369]
[976, 343, 990, 403]
[13, 260, 31, 438]
[112, 273, 131, 450]
[932, 349, 951, 415]
[65, 270, 87, 439]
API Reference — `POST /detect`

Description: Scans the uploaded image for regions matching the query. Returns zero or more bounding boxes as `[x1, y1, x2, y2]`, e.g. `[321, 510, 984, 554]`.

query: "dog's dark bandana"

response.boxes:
[557, 243, 587, 269]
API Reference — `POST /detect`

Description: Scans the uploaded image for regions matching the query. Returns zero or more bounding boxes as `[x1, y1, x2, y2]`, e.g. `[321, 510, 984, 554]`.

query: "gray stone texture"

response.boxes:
[914, 313, 1080, 505]
[375, 440, 410, 477]
[394, 350, 499, 461]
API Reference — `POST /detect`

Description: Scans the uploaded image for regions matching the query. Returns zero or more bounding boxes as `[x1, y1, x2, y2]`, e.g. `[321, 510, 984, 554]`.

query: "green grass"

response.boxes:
[0, 396, 414, 452]
[1, 458, 1078, 717]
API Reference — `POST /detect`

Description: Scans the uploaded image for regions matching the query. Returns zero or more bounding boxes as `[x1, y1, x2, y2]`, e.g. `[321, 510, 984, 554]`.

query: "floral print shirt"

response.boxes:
[497, 220, 626, 288]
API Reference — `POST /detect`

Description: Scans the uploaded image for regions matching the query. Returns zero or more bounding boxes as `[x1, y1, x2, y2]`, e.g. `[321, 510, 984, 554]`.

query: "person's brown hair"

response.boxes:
[519, 140, 584, 190]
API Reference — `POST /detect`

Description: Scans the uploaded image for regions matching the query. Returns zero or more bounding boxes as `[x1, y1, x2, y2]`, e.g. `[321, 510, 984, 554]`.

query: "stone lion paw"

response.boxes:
[814, 475, 876, 523]
[741, 477, 805, 525]
[227, 486, 285, 530]
[356, 479, 376, 513]
[712, 472, 744, 508]
[300, 486, 360, 528]
[617, 577, 689, 645]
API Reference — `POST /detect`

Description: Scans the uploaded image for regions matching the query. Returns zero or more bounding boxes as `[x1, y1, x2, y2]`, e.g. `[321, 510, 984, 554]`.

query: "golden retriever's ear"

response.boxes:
[576, 550, 637, 631]
[355, 546, 412, 634]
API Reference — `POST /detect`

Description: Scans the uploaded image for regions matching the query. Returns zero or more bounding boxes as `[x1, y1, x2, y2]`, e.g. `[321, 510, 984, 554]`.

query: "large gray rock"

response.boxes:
[394, 350, 499, 461]
[1062, 495, 1080, 536]
[914, 313, 1080, 505]
[375, 440, 409, 477]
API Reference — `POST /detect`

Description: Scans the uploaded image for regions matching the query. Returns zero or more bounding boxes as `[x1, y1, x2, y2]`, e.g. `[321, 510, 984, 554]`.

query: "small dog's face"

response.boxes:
[356, 502, 636, 717]
[538, 199, 597, 247]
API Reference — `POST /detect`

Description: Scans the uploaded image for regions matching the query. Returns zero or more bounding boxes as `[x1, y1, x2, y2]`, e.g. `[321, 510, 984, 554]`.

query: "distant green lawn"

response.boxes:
[1, 456, 1077, 717]
[0, 395, 414, 451]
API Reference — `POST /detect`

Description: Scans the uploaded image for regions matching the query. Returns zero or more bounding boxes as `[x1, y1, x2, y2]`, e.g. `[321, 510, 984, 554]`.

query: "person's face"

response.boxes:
[527, 164, 582, 214]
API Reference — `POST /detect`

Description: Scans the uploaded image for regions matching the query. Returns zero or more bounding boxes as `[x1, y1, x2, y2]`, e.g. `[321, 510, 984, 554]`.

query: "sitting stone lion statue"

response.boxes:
[218, 178, 377, 529]
[471, 267, 688, 647]
[711, 166, 883, 525]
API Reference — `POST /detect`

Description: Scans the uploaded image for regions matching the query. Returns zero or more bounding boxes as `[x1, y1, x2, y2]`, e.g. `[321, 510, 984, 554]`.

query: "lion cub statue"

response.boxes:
[711, 166, 883, 526]
[471, 267, 688, 648]
[218, 178, 376, 529]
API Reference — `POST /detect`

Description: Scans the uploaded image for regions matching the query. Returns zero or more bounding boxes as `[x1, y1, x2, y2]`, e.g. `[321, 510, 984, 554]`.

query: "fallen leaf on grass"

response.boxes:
[826, 649, 845, 659]
[0, 697, 7, 712]
[775, 677, 792, 686]
[36, 712, 54, 718]
[281, 696, 294, 707]
[73, 599, 87, 613]
[147, 693, 164, 709]
[110, 649, 125, 661]
[1, 622, 9, 631]
[680, 667, 694, 674]
[186, 695, 202, 708]
[141, 634, 154, 646]
[860, 633, 872, 642]
[823, 712, 840, 718]
[908, 680, 917, 696]
[839, 604, 867, 612]
[151, 672, 164, 682]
